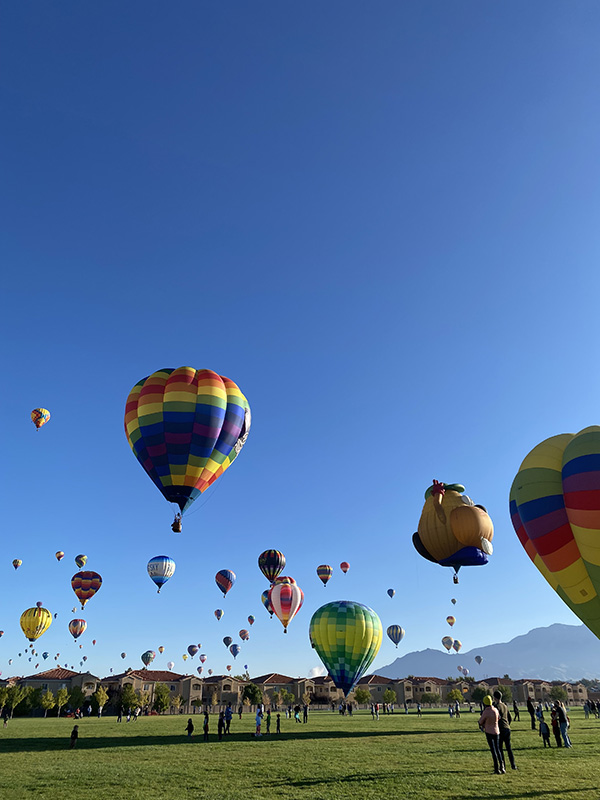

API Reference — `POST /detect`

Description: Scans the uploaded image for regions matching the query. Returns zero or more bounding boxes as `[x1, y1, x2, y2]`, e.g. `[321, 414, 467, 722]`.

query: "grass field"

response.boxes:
[1, 707, 599, 800]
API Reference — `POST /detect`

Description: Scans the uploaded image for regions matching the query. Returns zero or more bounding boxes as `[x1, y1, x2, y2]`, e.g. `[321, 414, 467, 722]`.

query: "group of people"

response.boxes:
[116, 707, 141, 723]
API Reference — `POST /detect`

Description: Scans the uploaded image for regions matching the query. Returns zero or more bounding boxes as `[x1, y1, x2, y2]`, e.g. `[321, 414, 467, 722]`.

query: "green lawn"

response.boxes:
[1, 708, 599, 799]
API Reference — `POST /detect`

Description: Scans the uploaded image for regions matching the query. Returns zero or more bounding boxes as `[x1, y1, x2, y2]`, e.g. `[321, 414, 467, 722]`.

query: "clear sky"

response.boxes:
[3, 1, 600, 682]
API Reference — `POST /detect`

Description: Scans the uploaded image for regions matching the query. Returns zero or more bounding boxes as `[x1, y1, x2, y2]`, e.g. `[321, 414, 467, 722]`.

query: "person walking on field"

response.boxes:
[276, 713, 281, 734]
[526, 697, 536, 731]
[185, 718, 194, 739]
[218, 712, 225, 741]
[493, 691, 517, 770]
[69, 725, 79, 750]
[478, 696, 505, 774]
[203, 712, 209, 742]
[512, 700, 520, 722]
[225, 704, 233, 734]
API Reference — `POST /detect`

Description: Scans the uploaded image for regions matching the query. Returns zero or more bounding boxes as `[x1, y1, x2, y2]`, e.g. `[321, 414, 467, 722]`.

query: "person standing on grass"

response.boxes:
[303, 704, 308, 723]
[218, 712, 225, 741]
[69, 725, 79, 750]
[225, 703, 233, 734]
[294, 706, 301, 723]
[512, 700, 520, 722]
[493, 691, 517, 770]
[255, 707, 263, 737]
[539, 716, 551, 747]
[266, 708, 271, 734]
[416, 703, 422, 718]
[238, 704, 243, 720]
[555, 701, 572, 748]
[203, 712, 209, 742]
[2, 710, 9, 728]
[185, 718, 194, 739]
[550, 706, 562, 747]
[526, 697, 536, 730]
[276, 713, 281, 734]
[478, 696, 505, 775]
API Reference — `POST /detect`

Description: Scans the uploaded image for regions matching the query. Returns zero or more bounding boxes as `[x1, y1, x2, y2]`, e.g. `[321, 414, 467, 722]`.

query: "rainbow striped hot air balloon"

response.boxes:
[316, 565, 333, 587]
[511, 426, 600, 641]
[310, 601, 382, 696]
[258, 550, 286, 583]
[124, 368, 251, 527]
[214, 609, 224, 621]
[239, 629, 249, 641]
[261, 590, 274, 617]
[68, 619, 87, 640]
[216, 570, 236, 597]
[31, 408, 50, 430]
[71, 571, 102, 609]
[269, 581, 303, 633]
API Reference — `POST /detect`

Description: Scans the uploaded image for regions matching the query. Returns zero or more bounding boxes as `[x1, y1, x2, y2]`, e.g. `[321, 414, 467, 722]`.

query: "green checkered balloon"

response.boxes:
[309, 601, 383, 696]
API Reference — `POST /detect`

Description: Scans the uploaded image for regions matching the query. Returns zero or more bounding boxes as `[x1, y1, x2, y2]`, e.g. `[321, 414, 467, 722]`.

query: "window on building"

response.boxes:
[144, 685, 150, 691]
[223, 684, 231, 691]
[42, 684, 48, 690]
[193, 684, 201, 690]
[330, 687, 336, 692]
[377, 687, 381, 691]
[170, 685, 176, 691]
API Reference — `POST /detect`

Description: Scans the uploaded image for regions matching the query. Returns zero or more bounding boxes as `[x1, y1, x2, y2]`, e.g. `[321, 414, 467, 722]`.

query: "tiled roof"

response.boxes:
[22, 668, 79, 680]
[251, 673, 295, 684]
[357, 674, 394, 685]
[311, 676, 334, 685]
[202, 675, 243, 684]
[102, 670, 184, 682]
[408, 676, 447, 685]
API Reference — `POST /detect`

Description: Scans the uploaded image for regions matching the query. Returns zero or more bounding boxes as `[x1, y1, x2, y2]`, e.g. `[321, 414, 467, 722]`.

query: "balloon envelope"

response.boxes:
[199, 654, 207, 663]
[386, 625, 405, 648]
[75, 554, 87, 568]
[475, 655, 483, 665]
[229, 644, 241, 659]
[71, 571, 102, 609]
[258, 550, 286, 583]
[187, 645, 199, 658]
[20, 607, 52, 642]
[12, 559, 22, 570]
[223, 637, 233, 648]
[387, 589, 395, 599]
[269, 582, 304, 632]
[158, 646, 164, 654]
[215, 570, 236, 596]
[214, 609, 224, 621]
[141, 650, 156, 667]
[124, 367, 251, 514]
[68, 619, 87, 640]
[31, 408, 51, 429]
[261, 590, 274, 617]
[310, 601, 382, 695]
[316, 565, 333, 586]
[167, 661, 175, 670]
[446, 616, 456, 627]
[55, 551, 65, 561]
[340, 562, 350, 573]
[247, 615, 255, 626]
[452, 639, 462, 653]
[442, 636, 454, 651]
[147, 556, 176, 593]
[239, 629, 249, 641]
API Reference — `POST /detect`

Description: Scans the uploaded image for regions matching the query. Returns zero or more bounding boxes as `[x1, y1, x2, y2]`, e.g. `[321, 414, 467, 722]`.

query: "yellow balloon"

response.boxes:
[20, 607, 52, 642]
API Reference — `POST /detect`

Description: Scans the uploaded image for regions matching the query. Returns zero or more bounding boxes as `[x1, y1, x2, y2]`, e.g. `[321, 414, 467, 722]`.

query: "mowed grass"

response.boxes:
[1, 708, 600, 800]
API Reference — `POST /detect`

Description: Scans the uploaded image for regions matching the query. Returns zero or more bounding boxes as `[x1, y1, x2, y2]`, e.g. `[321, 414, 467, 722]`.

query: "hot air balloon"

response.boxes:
[226, 665, 231, 672]
[316, 565, 333, 587]
[187, 645, 199, 658]
[229, 644, 241, 659]
[31, 408, 51, 430]
[215, 570, 236, 597]
[475, 655, 483, 665]
[386, 625, 405, 648]
[167, 661, 175, 670]
[412, 481, 494, 583]
[197, 666, 203, 675]
[457, 665, 463, 673]
[462, 667, 469, 676]
[121, 652, 127, 659]
[55, 551, 65, 562]
[71, 571, 102, 609]
[208, 669, 213, 675]
[8, 660, 12, 665]
[451, 598, 457, 605]
[214, 609, 224, 621]
[141, 650, 156, 667]
[83, 656, 88, 662]
[452, 639, 462, 653]
[124, 368, 251, 529]
[197, 643, 201, 649]
[223, 637, 233, 648]
[247, 615, 255, 626]
[258, 550, 285, 583]
[147, 556, 176, 593]
[42, 652, 49, 660]
[387, 589, 395, 599]
[269, 581, 304, 633]
[340, 562, 350, 574]
[200, 654, 207, 663]
[158, 646, 164, 654]
[244, 664, 248, 671]
[510, 426, 600, 642]
[12, 559, 22, 570]
[261, 590, 274, 617]
[442, 636, 454, 652]
[310, 601, 382, 695]
[92, 640, 96, 646]
[75, 555, 87, 569]
[0, 632, 3, 637]
[20, 607, 52, 642]
[273, 575, 296, 586]
[68, 619, 87, 640]
[239, 629, 249, 641]
[446, 616, 456, 627]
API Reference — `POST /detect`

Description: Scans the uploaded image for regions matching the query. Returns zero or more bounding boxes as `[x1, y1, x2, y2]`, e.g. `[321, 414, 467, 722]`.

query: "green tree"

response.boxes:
[171, 695, 183, 713]
[301, 692, 312, 706]
[470, 687, 489, 706]
[120, 684, 138, 712]
[6, 686, 29, 718]
[56, 688, 69, 717]
[382, 689, 396, 705]
[210, 690, 219, 708]
[40, 690, 56, 717]
[446, 689, 463, 703]
[153, 684, 171, 714]
[243, 696, 251, 708]
[242, 683, 263, 705]
[93, 686, 108, 716]
[270, 691, 280, 707]
[190, 698, 202, 713]
[0, 686, 8, 714]
[420, 692, 439, 705]
[496, 685, 512, 703]
[137, 690, 150, 710]
[354, 688, 371, 705]
[549, 685, 568, 703]
[68, 686, 86, 712]
[280, 689, 295, 706]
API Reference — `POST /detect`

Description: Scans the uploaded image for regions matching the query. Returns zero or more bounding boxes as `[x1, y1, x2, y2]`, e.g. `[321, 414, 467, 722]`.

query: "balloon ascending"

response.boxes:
[223, 637, 233, 648]
[214, 609, 224, 621]
[187, 645, 199, 658]
[451, 598, 457, 605]
[258, 550, 286, 583]
[452, 639, 462, 653]
[55, 551, 65, 562]
[141, 650, 156, 667]
[75, 555, 87, 569]
[412, 481, 494, 582]
[199, 654, 207, 664]
[446, 616, 456, 627]
[261, 590, 274, 617]
[71, 571, 102, 609]
[269, 581, 304, 633]
[121, 652, 127, 659]
[42, 652, 49, 660]
[441, 636, 454, 652]
[124, 368, 251, 524]
[167, 661, 175, 670]
[158, 646, 164, 654]
[387, 589, 395, 599]
[215, 570, 236, 597]
[182, 654, 188, 662]
[12, 559, 22, 570]
[197, 667, 203, 675]
[316, 565, 333, 587]
[226, 665, 231, 672]
[68, 619, 87, 640]
[247, 615, 255, 626]
[386, 625, 405, 648]
[31, 408, 50, 430]
[475, 655, 483, 665]
[340, 562, 350, 574]
[229, 644, 241, 659]
[239, 629, 249, 641]
[510, 426, 600, 641]
[20, 607, 52, 642]
[310, 601, 382, 695]
[147, 556, 176, 593]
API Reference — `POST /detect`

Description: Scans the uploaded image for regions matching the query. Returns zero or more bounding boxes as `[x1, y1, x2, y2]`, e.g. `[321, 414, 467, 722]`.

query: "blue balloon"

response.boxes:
[147, 556, 176, 593]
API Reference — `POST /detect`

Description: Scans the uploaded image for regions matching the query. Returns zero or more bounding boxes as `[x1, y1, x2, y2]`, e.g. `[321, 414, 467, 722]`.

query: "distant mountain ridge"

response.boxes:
[377, 623, 600, 682]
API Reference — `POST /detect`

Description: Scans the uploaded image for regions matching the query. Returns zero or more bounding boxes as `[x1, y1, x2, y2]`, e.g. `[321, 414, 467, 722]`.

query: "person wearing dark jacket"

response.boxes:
[526, 697, 536, 730]
[512, 700, 520, 721]
[493, 691, 517, 770]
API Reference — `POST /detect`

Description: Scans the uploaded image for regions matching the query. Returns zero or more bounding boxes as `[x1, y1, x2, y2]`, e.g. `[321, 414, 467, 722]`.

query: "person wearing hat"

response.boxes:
[478, 695, 505, 774]
[493, 690, 517, 770]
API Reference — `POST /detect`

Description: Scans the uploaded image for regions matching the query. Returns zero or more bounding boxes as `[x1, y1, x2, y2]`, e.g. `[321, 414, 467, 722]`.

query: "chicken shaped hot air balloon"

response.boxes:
[413, 481, 494, 583]
[147, 556, 176, 593]
[510, 426, 600, 641]
[124, 368, 251, 531]
[310, 601, 382, 695]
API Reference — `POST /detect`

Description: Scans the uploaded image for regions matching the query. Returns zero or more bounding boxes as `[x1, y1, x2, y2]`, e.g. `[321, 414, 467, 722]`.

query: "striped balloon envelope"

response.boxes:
[510, 426, 600, 640]
[269, 582, 304, 632]
[261, 590, 274, 617]
[124, 367, 251, 516]
[147, 556, 176, 593]
[20, 607, 52, 642]
[258, 550, 286, 583]
[68, 619, 87, 640]
[316, 565, 333, 586]
[309, 601, 382, 695]
[71, 571, 102, 609]
[31, 408, 50, 430]
[215, 569, 236, 597]
[386, 624, 405, 648]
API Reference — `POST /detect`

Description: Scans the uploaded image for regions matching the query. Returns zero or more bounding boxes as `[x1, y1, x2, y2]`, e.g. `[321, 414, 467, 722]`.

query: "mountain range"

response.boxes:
[377, 623, 600, 682]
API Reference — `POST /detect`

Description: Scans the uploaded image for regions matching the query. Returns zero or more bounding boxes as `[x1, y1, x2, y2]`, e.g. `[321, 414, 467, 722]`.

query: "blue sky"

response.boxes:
[3, 1, 600, 682]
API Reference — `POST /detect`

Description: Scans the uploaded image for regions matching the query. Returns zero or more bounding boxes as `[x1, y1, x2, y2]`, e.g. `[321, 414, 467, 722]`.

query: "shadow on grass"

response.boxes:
[0, 727, 439, 753]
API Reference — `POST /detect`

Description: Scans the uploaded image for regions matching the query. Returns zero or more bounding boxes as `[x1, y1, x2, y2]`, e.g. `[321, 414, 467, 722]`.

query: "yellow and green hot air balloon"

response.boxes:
[20, 606, 52, 642]
[309, 601, 382, 696]
[31, 408, 50, 430]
